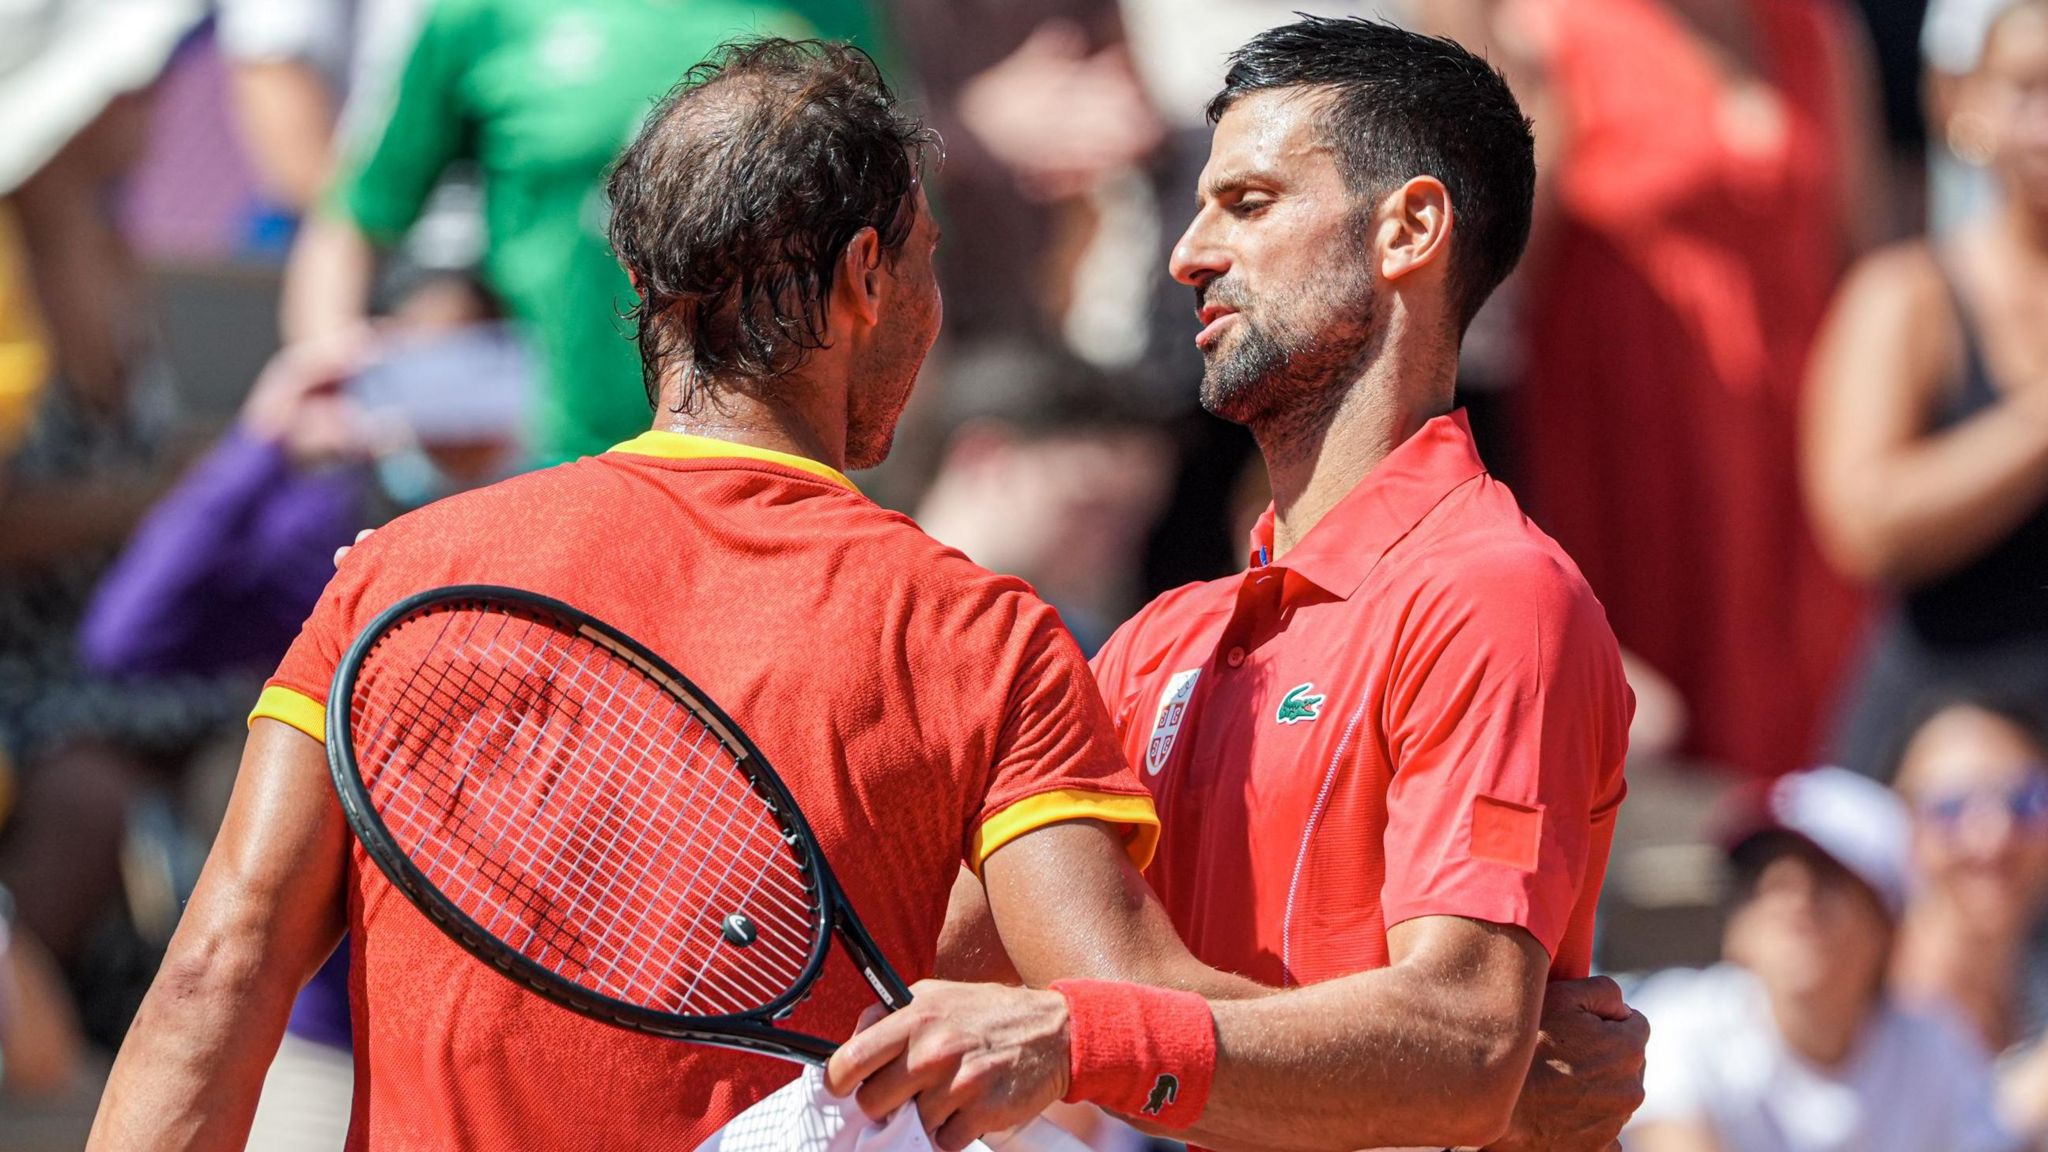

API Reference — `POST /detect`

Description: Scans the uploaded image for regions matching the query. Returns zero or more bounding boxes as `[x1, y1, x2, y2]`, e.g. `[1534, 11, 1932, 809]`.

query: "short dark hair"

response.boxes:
[1207, 16, 1535, 331]
[606, 38, 933, 408]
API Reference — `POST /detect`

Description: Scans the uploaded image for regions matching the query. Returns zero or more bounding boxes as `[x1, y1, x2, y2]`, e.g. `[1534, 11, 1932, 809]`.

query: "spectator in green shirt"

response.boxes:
[283, 0, 889, 464]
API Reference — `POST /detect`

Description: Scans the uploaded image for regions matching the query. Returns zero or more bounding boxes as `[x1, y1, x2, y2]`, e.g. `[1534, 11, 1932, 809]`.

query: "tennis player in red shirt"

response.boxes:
[830, 16, 1640, 1151]
[93, 31, 1641, 1152]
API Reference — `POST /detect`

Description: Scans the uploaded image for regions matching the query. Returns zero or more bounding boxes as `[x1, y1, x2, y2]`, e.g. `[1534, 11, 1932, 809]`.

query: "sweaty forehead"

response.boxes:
[1200, 88, 1344, 200]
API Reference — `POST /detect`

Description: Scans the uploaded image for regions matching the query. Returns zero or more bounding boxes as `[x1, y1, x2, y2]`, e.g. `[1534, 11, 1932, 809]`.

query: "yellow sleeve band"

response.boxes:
[971, 789, 1161, 875]
[248, 685, 328, 745]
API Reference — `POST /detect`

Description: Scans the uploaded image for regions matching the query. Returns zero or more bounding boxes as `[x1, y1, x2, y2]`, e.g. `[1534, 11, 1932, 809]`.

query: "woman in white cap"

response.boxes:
[1627, 766, 2020, 1152]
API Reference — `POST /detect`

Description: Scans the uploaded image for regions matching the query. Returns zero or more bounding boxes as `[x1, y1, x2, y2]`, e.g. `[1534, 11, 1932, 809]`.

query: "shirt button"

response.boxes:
[1226, 647, 1246, 667]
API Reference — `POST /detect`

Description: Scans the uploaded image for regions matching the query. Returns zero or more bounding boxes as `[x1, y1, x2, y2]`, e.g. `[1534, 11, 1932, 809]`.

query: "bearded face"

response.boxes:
[1194, 213, 1379, 434]
[1173, 90, 1391, 442]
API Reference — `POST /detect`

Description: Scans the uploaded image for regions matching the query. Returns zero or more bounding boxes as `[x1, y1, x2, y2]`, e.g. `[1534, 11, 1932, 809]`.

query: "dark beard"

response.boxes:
[1196, 279, 1377, 446]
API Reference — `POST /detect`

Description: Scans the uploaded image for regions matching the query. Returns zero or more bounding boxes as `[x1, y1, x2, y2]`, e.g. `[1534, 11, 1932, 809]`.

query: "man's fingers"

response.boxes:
[334, 528, 376, 569]
[914, 1078, 969, 1148]
[1621, 1006, 1650, 1051]
[1547, 974, 1631, 1021]
[824, 1013, 913, 1101]
[850, 1051, 923, 1122]
[934, 1105, 990, 1152]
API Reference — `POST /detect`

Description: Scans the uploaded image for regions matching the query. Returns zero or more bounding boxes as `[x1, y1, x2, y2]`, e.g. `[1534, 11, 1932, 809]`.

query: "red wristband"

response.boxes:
[1051, 979, 1216, 1130]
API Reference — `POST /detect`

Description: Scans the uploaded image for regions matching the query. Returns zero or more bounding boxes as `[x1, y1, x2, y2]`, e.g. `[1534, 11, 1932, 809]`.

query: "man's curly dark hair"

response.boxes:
[606, 38, 935, 411]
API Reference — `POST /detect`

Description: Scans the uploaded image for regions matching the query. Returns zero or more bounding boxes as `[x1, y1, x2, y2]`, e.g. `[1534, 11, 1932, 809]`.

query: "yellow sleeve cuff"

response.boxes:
[970, 789, 1160, 875]
[248, 685, 328, 745]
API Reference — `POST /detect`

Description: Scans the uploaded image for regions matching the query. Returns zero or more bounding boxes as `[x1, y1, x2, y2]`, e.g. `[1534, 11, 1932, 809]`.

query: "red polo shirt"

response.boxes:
[249, 432, 1157, 1151]
[1090, 411, 1630, 986]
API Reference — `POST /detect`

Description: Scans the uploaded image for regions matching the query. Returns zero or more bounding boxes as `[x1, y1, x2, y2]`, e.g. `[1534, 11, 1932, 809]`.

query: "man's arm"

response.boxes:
[932, 851, 1645, 1152]
[833, 821, 1546, 1152]
[86, 721, 349, 1150]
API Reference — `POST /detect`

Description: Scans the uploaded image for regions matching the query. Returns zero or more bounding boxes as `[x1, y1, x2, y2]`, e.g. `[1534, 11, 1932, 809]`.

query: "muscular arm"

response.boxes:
[86, 721, 349, 1150]
[1803, 245, 2048, 587]
[848, 821, 1546, 1151]
[1191, 917, 1544, 1152]
[935, 836, 1644, 1152]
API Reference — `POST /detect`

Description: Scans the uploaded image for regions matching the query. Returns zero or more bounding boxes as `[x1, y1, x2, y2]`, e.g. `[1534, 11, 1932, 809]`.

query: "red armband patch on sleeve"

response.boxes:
[1051, 979, 1215, 1130]
[1471, 794, 1543, 871]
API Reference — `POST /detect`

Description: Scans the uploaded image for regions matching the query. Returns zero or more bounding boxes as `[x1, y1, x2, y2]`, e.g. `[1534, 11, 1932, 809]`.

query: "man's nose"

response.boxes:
[1170, 214, 1228, 288]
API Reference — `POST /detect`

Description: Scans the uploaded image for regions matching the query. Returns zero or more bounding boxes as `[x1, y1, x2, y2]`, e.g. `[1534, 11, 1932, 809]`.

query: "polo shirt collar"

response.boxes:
[1247, 409, 1486, 599]
[607, 430, 861, 492]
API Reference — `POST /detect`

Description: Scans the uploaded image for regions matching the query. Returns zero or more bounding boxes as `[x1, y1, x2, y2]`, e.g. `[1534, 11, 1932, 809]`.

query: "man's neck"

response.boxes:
[652, 369, 849, 472]
[1256, 330, 1458, 560]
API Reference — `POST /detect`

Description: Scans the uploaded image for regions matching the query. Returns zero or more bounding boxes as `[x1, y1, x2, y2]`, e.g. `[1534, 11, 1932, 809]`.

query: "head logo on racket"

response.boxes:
[327, 585, 915, 1068]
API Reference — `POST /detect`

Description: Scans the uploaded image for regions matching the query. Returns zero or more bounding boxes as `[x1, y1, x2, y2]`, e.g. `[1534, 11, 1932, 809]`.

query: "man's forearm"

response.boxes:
[87, 923, 296, 1149]
[1171, 934, 1542, 1152]
[89, 722, 351, 1150]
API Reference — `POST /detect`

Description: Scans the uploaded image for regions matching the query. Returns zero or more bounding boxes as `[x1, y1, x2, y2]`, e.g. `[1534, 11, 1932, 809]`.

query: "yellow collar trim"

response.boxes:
[607, 430, 859, 492]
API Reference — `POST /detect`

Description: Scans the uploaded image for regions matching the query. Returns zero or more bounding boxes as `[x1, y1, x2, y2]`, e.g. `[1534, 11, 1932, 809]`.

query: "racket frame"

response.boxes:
[327, 584, 913, 1067]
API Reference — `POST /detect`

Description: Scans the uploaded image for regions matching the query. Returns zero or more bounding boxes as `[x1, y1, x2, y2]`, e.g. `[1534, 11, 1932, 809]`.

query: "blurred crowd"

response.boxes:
[1, 0, 2047, 1149]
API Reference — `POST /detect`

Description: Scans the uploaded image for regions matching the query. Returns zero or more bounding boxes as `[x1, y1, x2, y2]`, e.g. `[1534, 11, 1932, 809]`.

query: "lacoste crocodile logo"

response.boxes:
[1142, 1073, 1179, 1116]
[1276, 682, 1325, 724]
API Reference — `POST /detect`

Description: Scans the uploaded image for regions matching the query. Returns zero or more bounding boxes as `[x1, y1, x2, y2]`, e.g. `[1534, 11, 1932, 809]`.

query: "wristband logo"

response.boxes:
[1142, 1073, 1180, 1116]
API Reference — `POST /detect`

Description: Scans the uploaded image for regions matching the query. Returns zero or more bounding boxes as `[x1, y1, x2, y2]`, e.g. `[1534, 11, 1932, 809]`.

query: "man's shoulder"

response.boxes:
[1396, 515, 1606, 633]
[374, 458, 611, 538]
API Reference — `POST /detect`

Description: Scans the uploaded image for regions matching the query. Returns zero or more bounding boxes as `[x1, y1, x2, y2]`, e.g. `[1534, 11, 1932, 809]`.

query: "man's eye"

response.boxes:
[1229, 197, 1273, 217]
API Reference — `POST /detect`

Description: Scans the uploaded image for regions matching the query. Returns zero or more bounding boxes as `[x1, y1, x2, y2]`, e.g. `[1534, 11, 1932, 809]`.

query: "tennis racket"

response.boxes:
[326, 583, 912, 1066]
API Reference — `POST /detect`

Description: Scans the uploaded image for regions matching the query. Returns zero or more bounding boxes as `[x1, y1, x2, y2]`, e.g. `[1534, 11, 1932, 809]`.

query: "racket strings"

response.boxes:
[350, 603, 826, 1019]
[368, 616, 816, 1013]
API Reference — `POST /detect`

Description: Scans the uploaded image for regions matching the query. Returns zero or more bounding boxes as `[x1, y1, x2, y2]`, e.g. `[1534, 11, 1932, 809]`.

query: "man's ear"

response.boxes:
[1375, 175, 1453, 284]
[838, 227, 885, 328]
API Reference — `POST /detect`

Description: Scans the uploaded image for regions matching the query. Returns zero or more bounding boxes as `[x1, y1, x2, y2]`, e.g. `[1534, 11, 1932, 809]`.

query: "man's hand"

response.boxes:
[334, 527, 374, 568]
[824, 980, 1073, 1152]
[1486, 976, 1648, 1152]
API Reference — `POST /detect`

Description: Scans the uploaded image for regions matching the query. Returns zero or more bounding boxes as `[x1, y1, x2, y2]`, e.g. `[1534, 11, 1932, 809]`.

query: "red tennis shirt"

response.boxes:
[251, 432, 1158, 1151]
[1090, 411, 1630, 987]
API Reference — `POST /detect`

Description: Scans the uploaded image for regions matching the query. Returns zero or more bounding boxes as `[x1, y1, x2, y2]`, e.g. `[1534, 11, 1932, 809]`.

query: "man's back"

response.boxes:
[252, 434, 1157, 1148]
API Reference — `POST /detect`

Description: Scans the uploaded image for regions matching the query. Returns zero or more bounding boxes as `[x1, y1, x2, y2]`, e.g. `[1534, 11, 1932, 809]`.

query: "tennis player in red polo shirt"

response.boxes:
[833, 16, 1639, 1151]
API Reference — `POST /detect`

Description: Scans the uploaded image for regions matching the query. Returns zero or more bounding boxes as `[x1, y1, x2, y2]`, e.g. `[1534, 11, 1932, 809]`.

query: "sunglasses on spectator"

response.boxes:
[1916, 770, 2048, 834]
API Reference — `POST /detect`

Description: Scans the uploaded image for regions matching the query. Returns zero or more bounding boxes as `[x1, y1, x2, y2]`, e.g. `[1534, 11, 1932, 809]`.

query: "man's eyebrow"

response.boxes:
[1198, 168, 1278, 206]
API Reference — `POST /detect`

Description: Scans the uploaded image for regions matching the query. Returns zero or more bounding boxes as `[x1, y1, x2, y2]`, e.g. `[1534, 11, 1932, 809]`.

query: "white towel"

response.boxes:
[696, 1066, 1094, 1152]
